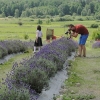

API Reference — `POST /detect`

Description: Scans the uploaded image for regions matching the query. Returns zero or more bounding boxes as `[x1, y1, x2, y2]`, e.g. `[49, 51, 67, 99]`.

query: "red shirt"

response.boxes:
[75, 24, 89, 35]
[52, 35, 56, 40]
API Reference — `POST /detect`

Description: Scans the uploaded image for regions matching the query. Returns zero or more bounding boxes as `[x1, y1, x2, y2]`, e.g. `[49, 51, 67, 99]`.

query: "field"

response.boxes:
[0, 18, 100, 100]
[0, 18, 98, 41]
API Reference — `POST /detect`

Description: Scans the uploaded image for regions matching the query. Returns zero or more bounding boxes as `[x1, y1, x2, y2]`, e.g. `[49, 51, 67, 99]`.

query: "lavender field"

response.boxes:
[0, 37, 78, 100]
[0, 18, 100, 100]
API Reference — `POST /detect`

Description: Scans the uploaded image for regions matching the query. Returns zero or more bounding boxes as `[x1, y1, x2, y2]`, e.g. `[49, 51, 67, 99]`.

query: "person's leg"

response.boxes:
[82, 45, 86, 57]
[78, 45, 82, 56]
[38, 46, 41, 51]
[78, 36, 82, 56]
[34, 46, 37, 52]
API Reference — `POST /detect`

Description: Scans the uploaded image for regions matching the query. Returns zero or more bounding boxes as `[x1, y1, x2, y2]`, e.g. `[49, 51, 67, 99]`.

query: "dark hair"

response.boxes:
[68, 24, 74, 27]
[37, 25, 41, 31]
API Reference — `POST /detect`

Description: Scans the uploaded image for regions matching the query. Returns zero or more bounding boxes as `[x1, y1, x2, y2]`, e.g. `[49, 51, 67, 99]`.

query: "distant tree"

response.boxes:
[87, 9, 91, 16]
[2, 12, 6, 17]
[81, 9, 87, 16]
[0, 0, 100, 17]
[58, 4, 69, 15]
[21, 11, 26, 17]
[59, 12, 64, 17]
[95, 13, 100, 20]
[25, 9, 32, 17]
[77, 6, 82, 15]
[14, 9, 19, 18]
[89, 2, 95, 13]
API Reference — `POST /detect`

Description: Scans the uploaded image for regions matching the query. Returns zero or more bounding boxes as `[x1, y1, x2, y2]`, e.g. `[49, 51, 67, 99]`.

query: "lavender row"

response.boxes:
[0, 40, 34, 58]
[0, 37, 78, 100]
[92, 41, 100, 48]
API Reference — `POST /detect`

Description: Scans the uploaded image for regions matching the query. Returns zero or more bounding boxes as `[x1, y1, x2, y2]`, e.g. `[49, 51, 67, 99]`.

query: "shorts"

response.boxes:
[79, 34, 89, 45]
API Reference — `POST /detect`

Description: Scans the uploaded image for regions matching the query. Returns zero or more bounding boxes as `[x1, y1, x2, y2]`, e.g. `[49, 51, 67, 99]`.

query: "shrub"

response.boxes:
[18, 21, 23, 26]
[92, 30, 100, 40]
[4, 37, 78, 98]
[33, 58, 57, 77]
[0, 44, 8, 58]
[0, 40, 34, 58]
[76, 17, 84, 21]
[24, 34, 29, 40]
[37, 19, 42, 24]
[90, 24, 99, 28]
[35, 38, 78, 70]
[92, 41, 100, 48]
[7, 62, 49, 93]
[0, 87, 30, 100]
[7, 58, 57, 93]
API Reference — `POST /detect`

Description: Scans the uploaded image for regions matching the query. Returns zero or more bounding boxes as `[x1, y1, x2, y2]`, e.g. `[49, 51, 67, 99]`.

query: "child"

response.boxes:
[34, 25, 43, 53]
[52, 35, 56, 40]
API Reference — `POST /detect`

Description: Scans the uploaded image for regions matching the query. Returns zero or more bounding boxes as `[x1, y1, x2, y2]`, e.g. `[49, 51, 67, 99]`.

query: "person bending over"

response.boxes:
[68, 24, 89, 57]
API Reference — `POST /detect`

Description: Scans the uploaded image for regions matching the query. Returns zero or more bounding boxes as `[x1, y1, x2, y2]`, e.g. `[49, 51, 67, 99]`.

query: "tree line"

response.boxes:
[0, 0, 100, 19]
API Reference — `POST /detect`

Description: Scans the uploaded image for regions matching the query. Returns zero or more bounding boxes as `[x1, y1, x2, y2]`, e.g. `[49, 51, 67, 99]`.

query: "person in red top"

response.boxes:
[68, 24, 89, 57]
[52, 35, 56, 40]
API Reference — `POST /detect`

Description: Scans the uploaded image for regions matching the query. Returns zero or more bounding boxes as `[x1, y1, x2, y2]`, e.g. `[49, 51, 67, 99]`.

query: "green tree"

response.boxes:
[14, 9, 19, 18]
[2, 12, 6, 17]
[77, 6, 82, 15]
[87, 9, 91, 16]
[81, 9, 87, 16]
[89, 2, 95, 13]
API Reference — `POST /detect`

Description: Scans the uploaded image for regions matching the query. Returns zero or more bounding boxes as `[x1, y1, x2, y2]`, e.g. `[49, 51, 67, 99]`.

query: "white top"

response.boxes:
[36, 30, 43, 38]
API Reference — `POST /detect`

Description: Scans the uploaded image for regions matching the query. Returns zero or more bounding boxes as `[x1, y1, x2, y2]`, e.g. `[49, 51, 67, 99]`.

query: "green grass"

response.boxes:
[0, 18, 100, 99]
[0, 18, 98, 41]
[62, 46, 100, 100]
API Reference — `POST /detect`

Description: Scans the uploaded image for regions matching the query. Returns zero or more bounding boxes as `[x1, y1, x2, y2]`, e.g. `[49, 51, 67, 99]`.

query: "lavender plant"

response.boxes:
[6, 61, 49, 93]
[92, 41, 100, 48]
[0, 80, 38, 100]
[0, 40, 34, 58]
[0, 37, 78, 99]
[0, 87, 30, 100]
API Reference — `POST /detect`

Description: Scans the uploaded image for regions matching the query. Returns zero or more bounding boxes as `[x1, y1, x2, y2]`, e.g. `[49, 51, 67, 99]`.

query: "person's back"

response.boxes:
[75, 24, 89, 35]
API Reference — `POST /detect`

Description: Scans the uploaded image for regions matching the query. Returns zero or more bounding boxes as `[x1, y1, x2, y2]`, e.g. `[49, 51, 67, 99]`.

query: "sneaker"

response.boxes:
[75, 55, 81, 57]
[34, 51, 37, 53]
[83, 55, 86, 57]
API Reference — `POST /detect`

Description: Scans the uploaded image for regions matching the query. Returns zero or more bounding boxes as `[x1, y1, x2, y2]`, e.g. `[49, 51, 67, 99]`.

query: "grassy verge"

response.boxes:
[59, 47, 100, 100]
[0, 52, 33, 82]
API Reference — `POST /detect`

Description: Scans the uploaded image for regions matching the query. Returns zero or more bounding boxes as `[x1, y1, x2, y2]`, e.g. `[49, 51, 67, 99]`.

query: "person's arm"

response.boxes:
[36, 31, 38, 42]
[71, 32, 78, 38]
[41, 32, 43, 37]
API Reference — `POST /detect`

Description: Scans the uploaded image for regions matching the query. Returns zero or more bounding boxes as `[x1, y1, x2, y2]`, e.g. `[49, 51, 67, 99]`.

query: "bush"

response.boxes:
[90, 24, 99, 28]
[0, 45, 8, 58]
[55, 17, 73, 21]
[8, 62, 49, 93]
[18, 21, 23, 26]
[24, 34, 29, 40]
[92, 41, 100, 48]
[34, 58, 57, 77]
[37, 19, 42, 24]
[3, 37, 78, 98]
[0, 87, 30, 100]
[92, 30, 100, 40]
[0, 40, 34, 58]
[76, 17, 84, 21]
